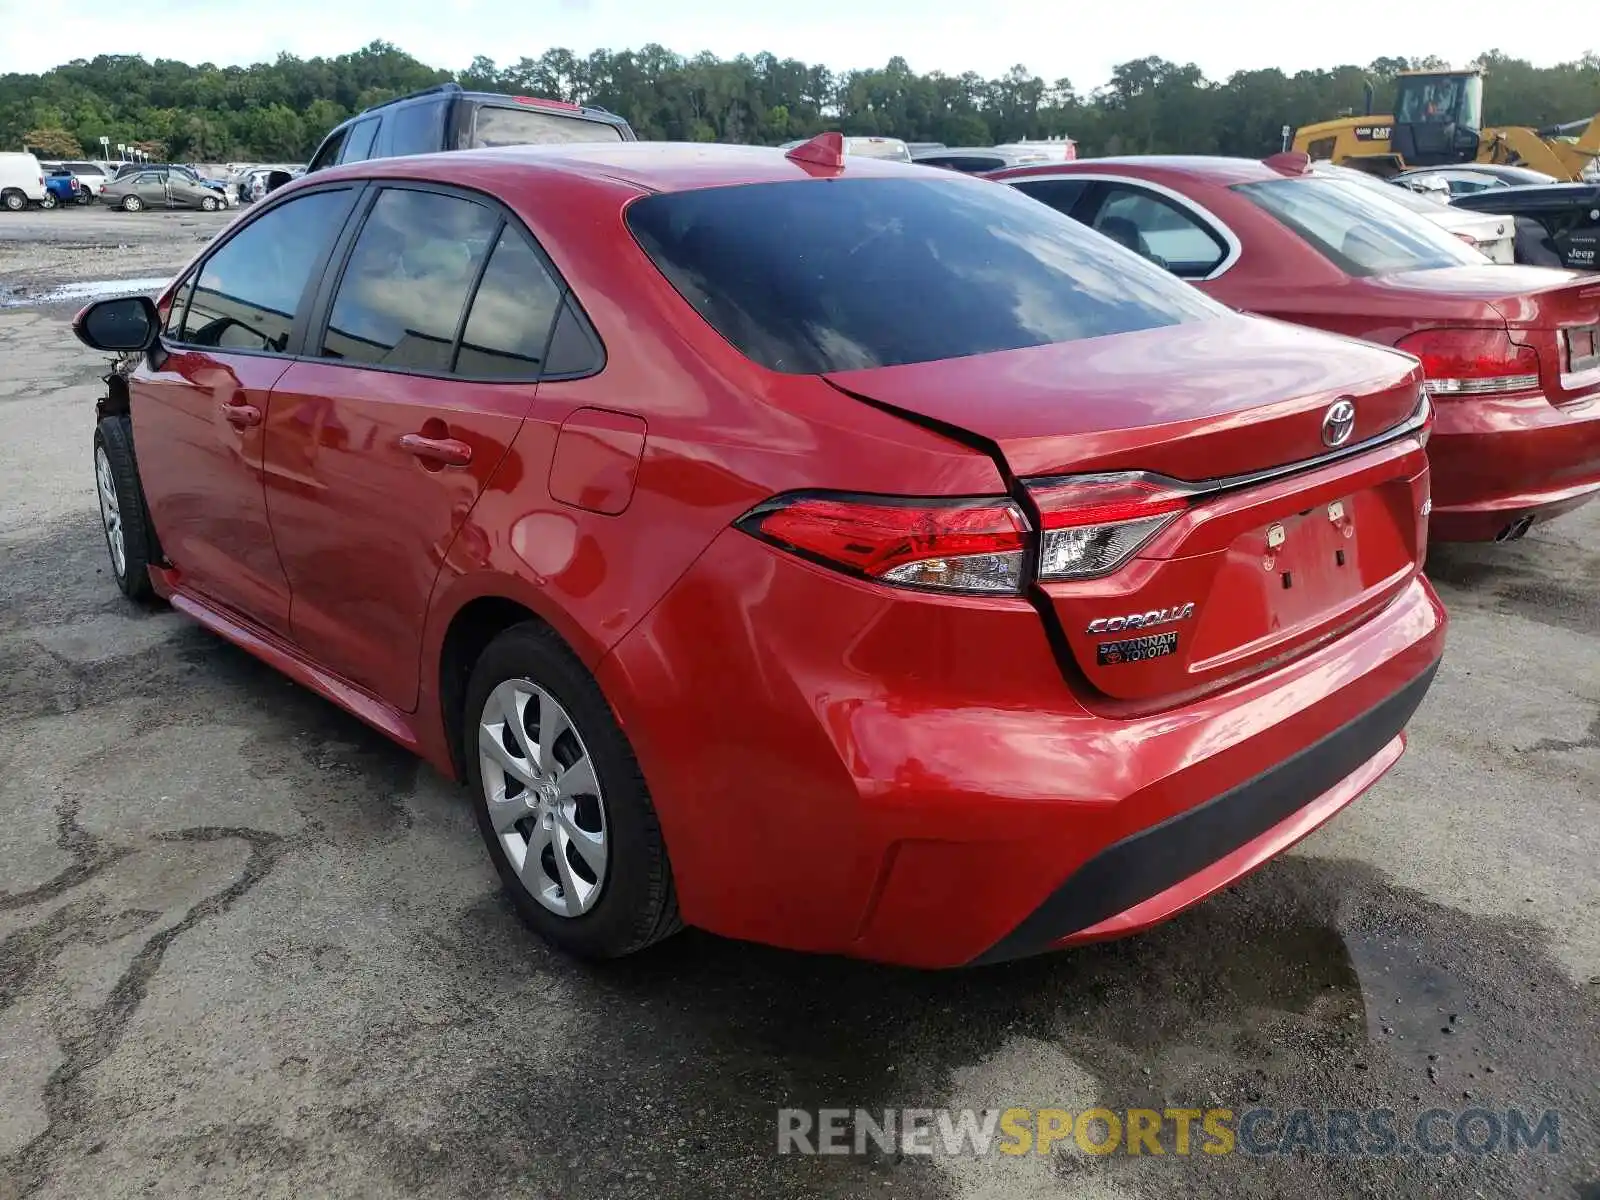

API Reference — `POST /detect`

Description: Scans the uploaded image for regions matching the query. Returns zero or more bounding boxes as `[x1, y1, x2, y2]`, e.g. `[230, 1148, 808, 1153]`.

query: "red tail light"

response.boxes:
[1028, 474, 1193, 580]
[736, 493, 1030, 594]
[1394, 327, 1541, 397]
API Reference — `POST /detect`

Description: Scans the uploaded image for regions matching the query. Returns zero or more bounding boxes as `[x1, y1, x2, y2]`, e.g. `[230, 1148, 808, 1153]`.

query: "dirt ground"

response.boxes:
[1, 206, 1597, 1200]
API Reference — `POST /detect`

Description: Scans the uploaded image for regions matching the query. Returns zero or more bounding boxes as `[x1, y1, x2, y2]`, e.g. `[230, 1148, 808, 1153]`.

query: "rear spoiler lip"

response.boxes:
[1022, 388, 1432, 496]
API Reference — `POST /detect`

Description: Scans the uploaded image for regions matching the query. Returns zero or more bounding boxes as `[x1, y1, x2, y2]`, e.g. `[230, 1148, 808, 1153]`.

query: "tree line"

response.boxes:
[3, 39, 1597, 164]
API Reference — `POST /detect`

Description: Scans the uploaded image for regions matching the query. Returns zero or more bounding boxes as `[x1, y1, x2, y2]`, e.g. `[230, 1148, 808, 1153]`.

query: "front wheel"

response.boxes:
[93, 415, 156, 601]
[463, 622, 681, 959]
[200, 195, 218, 212]
[121, 195, 144, 212]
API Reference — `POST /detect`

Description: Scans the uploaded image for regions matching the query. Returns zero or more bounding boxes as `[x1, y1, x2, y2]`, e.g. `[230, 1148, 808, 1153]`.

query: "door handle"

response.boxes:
[222, 402, 262, 429]
[399, 433, 473, 467]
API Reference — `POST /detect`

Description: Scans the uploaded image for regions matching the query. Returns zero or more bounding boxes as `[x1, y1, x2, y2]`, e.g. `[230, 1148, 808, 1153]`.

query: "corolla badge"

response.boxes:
[1321, 398, 1357, 448]
[1086, 603, 1196, 635]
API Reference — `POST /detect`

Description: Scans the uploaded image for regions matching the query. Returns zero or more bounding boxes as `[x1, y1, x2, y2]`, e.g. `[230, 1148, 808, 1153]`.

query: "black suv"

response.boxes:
[306, 83, 635, 173]
[1452, 182, 1600, 272]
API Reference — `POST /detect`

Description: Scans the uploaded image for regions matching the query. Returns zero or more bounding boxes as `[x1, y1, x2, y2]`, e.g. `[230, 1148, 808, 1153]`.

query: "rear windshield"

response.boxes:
[1236, 177, 1485, 276]
[470, 105, 626, 148]
[626, 176, 1225, 374]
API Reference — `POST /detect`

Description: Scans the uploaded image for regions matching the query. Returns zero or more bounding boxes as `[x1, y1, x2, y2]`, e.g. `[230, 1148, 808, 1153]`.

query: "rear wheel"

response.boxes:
[75, 191, 92, 206]
[121, 195, 144, 213]
[463, 622, 681, 959]
[1, 190, 24, 212]
[40, 193, 57, 210]
[93, 415, 156, 601]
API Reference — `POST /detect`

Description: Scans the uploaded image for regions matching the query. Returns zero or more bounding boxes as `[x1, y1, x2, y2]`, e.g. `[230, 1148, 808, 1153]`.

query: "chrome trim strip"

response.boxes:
[1024, 391, 1431, 497]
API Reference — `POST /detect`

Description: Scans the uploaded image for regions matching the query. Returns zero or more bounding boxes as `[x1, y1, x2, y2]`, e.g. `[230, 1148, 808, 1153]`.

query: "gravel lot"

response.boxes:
[1, 207, 1597, 1200]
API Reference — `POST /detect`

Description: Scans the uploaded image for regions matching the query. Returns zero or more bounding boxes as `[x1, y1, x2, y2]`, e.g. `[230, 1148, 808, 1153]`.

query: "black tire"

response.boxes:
[40, 193, 57, 210]
[92, 415, 157, 601]
[1, 189, 24, 212]
[463, 622, 681, 959]
[76, 192, 92, 206]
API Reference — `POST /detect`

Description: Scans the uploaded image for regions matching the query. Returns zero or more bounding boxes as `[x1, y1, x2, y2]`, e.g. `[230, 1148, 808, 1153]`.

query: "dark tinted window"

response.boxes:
[543, 297, 604, 376]
[455, 229, 564, 378]
[1009, 178, 1089, 215]
[388, 100, 447, 157]
[471, 105, 625, 148]
[180, 189, 354, 352]
[308, 126, 348, 172]
[340, 118, 380, 164]
[321, 188, 498, 371]
[627, 177, 1223, 374]
[164, 275, 195, 337]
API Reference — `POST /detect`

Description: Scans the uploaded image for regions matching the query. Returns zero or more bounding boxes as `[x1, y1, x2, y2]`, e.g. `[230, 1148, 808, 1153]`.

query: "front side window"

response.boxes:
[627, 176, 1225, 375]
[340, 118, 380, 164]
[308, 126, 349, 173]
[1088, 186, 1229, 278]
[1009, 177, 1089, 216]
[1237, 177, 1486, 277]
[320, 188, 498, 372]
[180, 189, 354, 352]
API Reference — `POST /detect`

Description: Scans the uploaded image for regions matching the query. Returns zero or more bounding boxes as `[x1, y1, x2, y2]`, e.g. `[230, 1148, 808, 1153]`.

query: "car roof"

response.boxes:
[1452, 181, 1600, 210]
[308, 140, 938, 194]
[999, 155, 1285, 186]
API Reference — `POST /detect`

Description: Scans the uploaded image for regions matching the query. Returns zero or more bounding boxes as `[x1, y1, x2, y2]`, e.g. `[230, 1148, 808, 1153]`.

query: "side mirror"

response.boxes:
[72, 295, 160, 353]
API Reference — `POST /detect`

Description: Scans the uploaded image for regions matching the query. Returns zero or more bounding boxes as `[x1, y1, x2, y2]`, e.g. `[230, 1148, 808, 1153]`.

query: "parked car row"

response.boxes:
[69, 131, 1597, 969]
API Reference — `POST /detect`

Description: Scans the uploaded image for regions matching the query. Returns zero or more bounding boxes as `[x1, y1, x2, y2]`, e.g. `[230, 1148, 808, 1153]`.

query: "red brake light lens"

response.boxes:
[1395, 328, 1541, 397]
[737, 493, 1030, 594]
[1028, 474, 1192, 581]
[514, 95, 581, 111]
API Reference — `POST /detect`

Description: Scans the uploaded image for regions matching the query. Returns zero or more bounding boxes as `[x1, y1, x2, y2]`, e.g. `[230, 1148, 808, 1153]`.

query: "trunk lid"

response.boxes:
[824, 314, 1423, 479]
[825, 315, 1432, 705]
[1495, 274, 1600, 406]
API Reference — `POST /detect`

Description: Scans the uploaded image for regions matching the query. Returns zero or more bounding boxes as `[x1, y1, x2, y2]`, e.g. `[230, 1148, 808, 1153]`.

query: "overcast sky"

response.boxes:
[0, 0, 1588, 90]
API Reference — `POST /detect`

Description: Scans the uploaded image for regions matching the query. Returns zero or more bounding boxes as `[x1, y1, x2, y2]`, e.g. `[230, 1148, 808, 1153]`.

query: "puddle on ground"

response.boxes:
[0, 277, 169, 308]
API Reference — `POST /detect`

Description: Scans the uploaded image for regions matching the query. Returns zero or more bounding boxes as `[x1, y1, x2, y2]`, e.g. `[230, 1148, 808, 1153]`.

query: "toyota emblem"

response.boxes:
[1321, 399, 1356, 448]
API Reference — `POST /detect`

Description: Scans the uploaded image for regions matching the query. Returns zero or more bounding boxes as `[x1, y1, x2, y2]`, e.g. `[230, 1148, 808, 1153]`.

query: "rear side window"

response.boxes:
[626, 176, 1224, 374]
[471, 105, 625, 148]
[388, 101, 447, 158]
[321, 188, 499, 371]
[340, 118, 380, 164]
[455, 229, 564, 378]
[1237, 178, 1485, 276]
[180, 189, 354, 353]
[1088, 186, 1229, 279]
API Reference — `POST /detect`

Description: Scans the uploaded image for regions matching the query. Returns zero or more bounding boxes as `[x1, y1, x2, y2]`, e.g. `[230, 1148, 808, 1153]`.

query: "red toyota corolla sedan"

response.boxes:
[989, 153, 1600, 542]
[73, 136, 1445, 968]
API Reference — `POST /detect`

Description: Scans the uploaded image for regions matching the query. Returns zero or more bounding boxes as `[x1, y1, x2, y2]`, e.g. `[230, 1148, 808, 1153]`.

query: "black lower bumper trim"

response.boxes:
[969, 658, 1441, 966]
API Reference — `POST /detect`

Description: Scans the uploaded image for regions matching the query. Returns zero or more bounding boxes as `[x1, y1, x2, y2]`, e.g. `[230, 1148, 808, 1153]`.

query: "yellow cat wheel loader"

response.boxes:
[1293, 68, 1599, 182]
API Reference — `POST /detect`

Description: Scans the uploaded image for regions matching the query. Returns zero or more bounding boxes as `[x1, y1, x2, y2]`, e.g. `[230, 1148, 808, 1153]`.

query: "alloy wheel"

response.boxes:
[95, 445, 125, 578]
[478, 678, 609, 917]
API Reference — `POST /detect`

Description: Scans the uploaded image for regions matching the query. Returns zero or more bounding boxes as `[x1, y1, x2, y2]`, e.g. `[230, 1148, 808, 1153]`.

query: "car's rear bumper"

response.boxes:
[599, 530, 1447, 968]
[1427, 391, 1600, 540]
